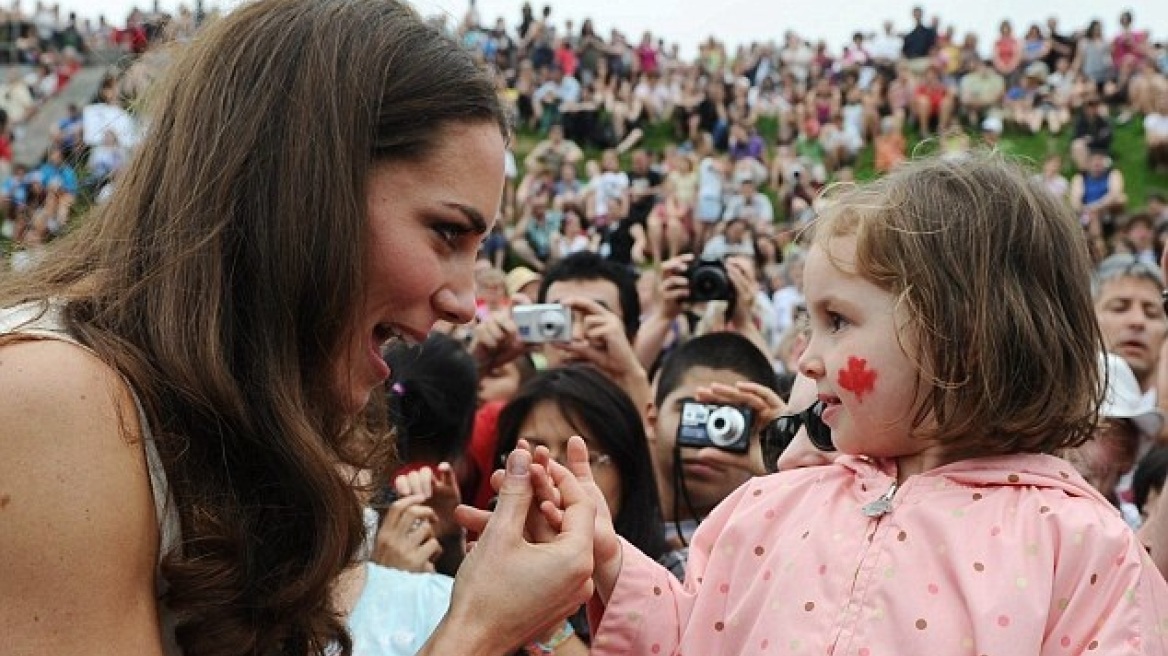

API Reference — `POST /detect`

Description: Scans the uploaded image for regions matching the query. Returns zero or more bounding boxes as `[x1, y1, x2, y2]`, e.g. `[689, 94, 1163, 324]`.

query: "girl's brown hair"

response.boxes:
[813, 152, 1104, 459]
[0, 0, 506, 653]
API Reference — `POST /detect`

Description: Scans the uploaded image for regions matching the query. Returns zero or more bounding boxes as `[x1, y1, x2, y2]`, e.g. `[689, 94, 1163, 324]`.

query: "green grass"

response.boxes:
[514, 116, 1168, 215]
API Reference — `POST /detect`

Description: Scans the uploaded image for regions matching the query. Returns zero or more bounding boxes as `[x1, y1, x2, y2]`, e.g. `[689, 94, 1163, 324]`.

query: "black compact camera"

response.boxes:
[687, 258, 737, 305]
[676, 400, 754, 453]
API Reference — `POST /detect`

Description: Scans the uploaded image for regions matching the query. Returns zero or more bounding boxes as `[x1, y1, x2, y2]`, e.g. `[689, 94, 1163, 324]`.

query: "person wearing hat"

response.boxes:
[505, 266, 542, 304]
[979, 114, 1012, 152]
[1063, 353, 1165, 528]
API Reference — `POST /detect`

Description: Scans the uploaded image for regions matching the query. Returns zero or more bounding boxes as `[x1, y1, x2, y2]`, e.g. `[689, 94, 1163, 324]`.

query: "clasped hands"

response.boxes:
[456, 436, 624, 610]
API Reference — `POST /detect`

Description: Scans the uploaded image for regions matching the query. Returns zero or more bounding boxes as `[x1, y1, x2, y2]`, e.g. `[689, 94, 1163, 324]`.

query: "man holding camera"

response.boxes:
[645, 331, 782, 548]
[470, 252, 651, 413]
[634, 253, 771, 372]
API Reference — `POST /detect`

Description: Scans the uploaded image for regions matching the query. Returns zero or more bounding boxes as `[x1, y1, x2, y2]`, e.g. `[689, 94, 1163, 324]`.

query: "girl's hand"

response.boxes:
[395, 463, 463, 541]
[372, 494, 442, 573]
[528, 436, 623, 605]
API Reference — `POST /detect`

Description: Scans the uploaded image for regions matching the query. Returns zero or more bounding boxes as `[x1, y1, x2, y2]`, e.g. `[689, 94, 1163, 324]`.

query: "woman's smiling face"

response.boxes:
[331, 122, 505, 413]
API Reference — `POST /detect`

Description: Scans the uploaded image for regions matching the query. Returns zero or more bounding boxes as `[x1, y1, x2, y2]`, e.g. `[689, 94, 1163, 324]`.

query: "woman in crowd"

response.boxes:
[0, 1, 595, 654]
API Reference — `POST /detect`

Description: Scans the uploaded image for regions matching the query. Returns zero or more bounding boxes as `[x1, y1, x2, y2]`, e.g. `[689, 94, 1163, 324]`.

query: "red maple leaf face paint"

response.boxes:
[837, 356, 877, 402]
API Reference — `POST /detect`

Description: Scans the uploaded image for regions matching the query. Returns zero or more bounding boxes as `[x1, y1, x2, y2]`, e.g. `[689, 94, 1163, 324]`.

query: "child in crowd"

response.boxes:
[530, 153, 1168, 654]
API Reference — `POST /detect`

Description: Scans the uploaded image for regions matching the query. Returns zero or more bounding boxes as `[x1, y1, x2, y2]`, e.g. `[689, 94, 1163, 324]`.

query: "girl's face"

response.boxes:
[333, 122, 504, 412]
[798, 234, 946, 477]
[478, 361, 522, 406]
[517, 401, 622, 515]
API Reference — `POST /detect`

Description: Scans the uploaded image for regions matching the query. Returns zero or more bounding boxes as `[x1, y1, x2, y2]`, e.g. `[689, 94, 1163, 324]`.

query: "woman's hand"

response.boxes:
[371, 494, 442, 573]
[529, 437, 624, 605]
[420, 449, 596, 656]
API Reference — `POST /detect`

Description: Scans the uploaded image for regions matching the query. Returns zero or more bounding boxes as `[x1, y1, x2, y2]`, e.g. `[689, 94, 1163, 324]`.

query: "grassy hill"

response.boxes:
[513, 116, 1168, 214]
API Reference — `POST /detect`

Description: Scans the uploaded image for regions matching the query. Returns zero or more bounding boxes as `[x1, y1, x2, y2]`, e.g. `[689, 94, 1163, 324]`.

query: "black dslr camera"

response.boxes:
[687, 258, 737, 306]
[676, 400, 754, 453]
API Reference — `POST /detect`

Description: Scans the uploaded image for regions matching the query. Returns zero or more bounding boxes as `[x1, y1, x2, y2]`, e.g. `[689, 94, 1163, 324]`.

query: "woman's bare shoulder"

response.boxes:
[0, 338, 165, 654]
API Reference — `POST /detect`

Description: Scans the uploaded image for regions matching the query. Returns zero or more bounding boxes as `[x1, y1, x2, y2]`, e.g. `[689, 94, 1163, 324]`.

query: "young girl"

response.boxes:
[534, 153, 1168, 654]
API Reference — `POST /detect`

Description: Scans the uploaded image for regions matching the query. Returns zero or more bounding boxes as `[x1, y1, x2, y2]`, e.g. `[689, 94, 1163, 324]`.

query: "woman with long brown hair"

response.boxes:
[0, 1, 594, 654]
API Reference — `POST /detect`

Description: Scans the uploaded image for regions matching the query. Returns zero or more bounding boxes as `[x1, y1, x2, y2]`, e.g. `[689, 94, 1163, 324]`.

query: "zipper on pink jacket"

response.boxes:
[862, 481, 898, 518]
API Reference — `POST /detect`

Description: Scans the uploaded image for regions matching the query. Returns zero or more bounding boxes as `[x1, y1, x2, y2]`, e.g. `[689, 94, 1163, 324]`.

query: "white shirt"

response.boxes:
[1144, 113, 1168, 140]
[871, 32, 903, 62]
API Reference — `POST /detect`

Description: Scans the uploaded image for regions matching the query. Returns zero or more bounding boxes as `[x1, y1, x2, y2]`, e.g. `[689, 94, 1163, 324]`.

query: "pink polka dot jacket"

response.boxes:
[588, 454, 1168, 655]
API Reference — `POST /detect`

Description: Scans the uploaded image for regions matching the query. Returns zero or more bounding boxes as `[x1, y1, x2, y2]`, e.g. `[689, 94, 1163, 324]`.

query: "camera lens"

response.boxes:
[706, 407, 746, 447]
[538, 309, 568, 339]
[691, 264, 730, 301]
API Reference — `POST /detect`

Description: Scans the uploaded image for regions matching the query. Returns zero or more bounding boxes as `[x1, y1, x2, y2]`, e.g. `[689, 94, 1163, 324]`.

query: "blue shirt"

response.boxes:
[37, 163, 79, 195]
[348, 564, 453, 656]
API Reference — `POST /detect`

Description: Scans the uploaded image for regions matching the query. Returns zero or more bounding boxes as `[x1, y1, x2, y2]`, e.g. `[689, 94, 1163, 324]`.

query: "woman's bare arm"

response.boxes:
[0, 340, 165, 655]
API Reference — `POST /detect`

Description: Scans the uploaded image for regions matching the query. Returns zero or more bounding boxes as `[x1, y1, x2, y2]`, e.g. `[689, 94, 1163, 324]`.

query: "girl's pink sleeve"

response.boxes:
[587, 480, 756, 654]
[1041, 517, 1168, 654]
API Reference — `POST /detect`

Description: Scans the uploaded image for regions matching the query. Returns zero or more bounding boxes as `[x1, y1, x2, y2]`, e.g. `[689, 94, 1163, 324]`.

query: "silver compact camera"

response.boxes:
[513, 303, 573, 343]
[676, 400, 754, 453]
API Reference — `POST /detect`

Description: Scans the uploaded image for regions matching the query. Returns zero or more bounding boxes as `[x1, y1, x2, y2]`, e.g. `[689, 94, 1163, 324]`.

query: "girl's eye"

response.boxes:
[827, 311, 849, 333]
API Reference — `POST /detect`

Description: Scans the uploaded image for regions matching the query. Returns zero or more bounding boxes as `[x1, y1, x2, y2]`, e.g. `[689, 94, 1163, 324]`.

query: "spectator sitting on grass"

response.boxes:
[1071, 148, 1128, 239]
[962, 58, 1009, 130]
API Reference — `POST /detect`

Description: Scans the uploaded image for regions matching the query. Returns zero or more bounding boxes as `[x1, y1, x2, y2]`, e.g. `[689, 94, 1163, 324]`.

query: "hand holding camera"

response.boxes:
[723, 257, 758, 329]
[686, 380, 787, 476]
[512, 303, 574, 344]
[657, 253, 694, 320]
[468, 311, 530, 371]
[551, 296, 652, 412]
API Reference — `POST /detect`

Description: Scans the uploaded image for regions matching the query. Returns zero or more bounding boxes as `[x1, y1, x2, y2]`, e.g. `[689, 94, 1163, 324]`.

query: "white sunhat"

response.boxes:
[1100, 353, 1164, 439]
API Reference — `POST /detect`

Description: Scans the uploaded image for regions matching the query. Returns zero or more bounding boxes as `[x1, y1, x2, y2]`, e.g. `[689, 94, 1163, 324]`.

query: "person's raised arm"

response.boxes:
[725, 256, 774, 359]
[634, 254, 692, 370]
[0, 340, 165, 655]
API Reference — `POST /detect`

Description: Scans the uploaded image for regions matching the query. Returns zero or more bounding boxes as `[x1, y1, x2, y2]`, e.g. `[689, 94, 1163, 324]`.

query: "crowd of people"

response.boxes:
[5, 1, 1168, 655]
[454, 3, 1164, 280]
[0, 2, 191, 267]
